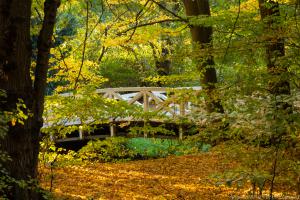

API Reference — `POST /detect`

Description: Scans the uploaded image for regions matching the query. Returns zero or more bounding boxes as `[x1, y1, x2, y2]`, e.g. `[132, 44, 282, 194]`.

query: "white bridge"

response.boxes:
[95, 86, 201, 116]
[48, 86, 202, 141]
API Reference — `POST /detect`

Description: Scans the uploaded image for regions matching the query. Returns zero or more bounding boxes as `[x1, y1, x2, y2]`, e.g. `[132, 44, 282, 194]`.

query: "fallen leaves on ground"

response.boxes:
[39, 150, 242, 200]
[39, 149, 297, 200]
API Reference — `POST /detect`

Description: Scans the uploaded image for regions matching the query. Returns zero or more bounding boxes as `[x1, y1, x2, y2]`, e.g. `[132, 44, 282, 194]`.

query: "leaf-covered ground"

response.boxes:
[39, 149, 295, 200]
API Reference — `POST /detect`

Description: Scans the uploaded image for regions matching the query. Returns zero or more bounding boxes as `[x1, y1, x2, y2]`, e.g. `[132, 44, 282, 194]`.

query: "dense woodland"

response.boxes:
[0, 0, 300, 199]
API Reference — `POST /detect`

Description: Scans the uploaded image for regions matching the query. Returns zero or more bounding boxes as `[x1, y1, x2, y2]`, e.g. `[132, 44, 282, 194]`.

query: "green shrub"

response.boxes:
[78, 137, 210, 162]
[78, 137, 136, 162]
[126, 138, 172, 158]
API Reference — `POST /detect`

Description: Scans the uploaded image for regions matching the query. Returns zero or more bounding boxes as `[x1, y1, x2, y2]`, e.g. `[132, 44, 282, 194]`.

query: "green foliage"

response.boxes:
[211, 142, 300, 197]
[129, 124, 175, 137]
[78, 137, 135, 162]
[39, 140, 80, 167]
[77, 137, 208, 162]
[42, 88, 143, 138]
[126, 138, 202, 158]
[99, 59, 142, 87]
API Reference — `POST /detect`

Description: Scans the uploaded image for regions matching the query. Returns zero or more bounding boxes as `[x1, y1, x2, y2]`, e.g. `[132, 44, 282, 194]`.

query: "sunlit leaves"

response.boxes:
[39, 150, 238, 199]
[49, 53, 108, 92]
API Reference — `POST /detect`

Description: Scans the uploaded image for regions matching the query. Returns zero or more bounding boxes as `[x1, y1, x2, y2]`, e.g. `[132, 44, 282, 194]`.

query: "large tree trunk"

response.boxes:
[182, 0, 223, 113]
[0, 1, 36, 198]
[258, 0, 290, 96]
[0, 0, 60, 199]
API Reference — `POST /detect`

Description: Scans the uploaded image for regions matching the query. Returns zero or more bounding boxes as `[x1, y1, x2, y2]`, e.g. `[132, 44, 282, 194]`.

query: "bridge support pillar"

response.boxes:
[110, 124, 116, 137]
[79, 126, 83, 140]
[179, 126, 183, 140]
[110, 118, 116, 137]
[143, 92, 149, 138]
[179, 102, 186, 140]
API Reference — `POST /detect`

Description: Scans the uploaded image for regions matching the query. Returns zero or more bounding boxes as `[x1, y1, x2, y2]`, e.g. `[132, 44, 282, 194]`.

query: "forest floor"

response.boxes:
[39, 146, 298, 200]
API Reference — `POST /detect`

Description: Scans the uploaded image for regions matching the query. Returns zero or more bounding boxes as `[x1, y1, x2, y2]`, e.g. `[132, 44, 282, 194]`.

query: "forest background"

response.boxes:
[0, 0, 300, 199]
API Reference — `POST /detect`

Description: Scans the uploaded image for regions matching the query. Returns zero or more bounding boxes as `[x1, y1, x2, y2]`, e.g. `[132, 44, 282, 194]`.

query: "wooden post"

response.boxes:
[179, 126, 183, 140]
[179, 102, 185, 140]
[50, 133, 55, 142]
[143, 92, 149, 138]
[110, 118, 116, 137]
[79, 125, 83, 140]
[143, 91, 149, 112]
[110, 124, 116, 137]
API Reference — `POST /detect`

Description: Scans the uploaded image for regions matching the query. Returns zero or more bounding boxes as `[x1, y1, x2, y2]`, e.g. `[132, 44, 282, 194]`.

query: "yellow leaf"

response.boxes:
[11, 118, 16, 126]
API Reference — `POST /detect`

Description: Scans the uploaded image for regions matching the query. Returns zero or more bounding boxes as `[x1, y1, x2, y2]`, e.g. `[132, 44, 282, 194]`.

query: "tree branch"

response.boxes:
[126, 0, 151, 42]
[223, 0, 241, 62]
[150, 0, 187, 22]
[72, 0, 105, 54]
[118, 18, 185, 36]
[74, 0, 89, 90]
[34, 0, 61, 123]
[34, 5, 69, 72]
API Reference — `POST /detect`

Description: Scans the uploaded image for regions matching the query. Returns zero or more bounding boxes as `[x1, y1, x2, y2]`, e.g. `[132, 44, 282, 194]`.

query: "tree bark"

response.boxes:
[182, 0, 223, 113]
[34, 0, 61, 125]
[258, 0, 290, 96]
[0, 0, 60, 199]
[0, 0, 37, 198]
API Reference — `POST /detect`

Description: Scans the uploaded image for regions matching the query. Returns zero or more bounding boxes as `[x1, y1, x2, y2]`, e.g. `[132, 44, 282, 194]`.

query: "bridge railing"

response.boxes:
[95, 86, 201, 117]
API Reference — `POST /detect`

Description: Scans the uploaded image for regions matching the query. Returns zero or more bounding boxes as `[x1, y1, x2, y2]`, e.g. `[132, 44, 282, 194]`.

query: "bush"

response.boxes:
[78, 137, 136, 162]
[127, 138, 205, 158]
[78, 137, 210, 162]
[127, 138, 172, 158]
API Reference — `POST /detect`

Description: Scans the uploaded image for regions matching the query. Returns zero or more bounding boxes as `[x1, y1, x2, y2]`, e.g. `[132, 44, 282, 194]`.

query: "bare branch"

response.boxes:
[98, 25, 110, 63]
[74, 0, 89, 90]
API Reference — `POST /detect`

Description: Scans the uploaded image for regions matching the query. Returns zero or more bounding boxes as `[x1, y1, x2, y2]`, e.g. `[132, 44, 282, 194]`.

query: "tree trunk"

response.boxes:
[0, 0, 60, 199]
[155, 47, 171, 80]
[182, 0, 223, 113]
[34, 0, 61, 126]
[150, 41, 171, 86]
[258, 0, 290, 96]
[0, 0, 37, 198]
[258, 2, 291, 198]
[151, 1, 178, 86]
